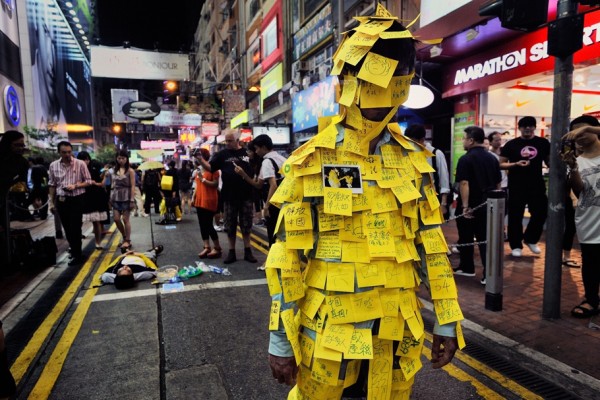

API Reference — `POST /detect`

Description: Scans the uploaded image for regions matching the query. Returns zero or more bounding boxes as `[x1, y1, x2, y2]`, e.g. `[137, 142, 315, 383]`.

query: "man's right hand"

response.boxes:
[269, 354, 298, 386]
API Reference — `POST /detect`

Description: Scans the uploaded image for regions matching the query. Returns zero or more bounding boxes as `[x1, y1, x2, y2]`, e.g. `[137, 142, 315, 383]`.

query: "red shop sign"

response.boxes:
[443, 10, 600, 98]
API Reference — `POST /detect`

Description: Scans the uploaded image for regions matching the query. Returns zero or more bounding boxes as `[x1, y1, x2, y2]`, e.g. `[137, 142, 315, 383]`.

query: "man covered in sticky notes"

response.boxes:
[266, 4, 463, 399]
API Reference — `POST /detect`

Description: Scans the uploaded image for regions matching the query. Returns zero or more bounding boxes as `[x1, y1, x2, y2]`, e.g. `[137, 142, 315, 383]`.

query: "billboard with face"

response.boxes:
[25, 0, 92, 143]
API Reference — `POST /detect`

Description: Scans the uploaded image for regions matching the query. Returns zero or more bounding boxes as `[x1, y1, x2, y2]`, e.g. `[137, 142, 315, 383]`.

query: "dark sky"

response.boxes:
[96, 0, 204, 52]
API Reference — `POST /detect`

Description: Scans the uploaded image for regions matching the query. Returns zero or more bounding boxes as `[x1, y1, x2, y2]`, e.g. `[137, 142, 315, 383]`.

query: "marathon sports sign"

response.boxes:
[90, 46, 189, 81]
[443, 9, 600, 98]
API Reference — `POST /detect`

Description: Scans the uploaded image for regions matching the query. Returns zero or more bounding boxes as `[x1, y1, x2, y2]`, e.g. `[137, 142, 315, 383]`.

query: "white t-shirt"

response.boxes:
[575, 155, 600, 243]
[258, 151, 287, 181]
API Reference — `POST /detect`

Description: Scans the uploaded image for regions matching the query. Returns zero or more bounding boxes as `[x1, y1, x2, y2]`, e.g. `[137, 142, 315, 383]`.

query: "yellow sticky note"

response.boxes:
[457, 321, 466, 350]
[419, 201, 443, 226]
[323, 187, 353, 216]
[355, 262, 386, 288]
[347, 31, 379, 47]
[353, 290, 384, 322]
[305, 260, 327, 289]
[395, 156, 416, 180]
[301, 288, 326, 320]
[318, 204, 344, 231]
[362, 155, 382, 181]
[316, 231, 342, 260]
[300, 308, 326, 333]
[312, 124, 338, 149]
[360, 81, 391, 108]
[430, 277, 458, 300]
[379, 288, 400, 316]
[282, 276, 305, 303]
[425, 254, 453, 279]
[281, 309, 302, 365]
[340, 43, 371, 66]
[321, 148, 338, 164]
[352, 192, 373, 212]
[389, 210, 404, 236]
[341, 128, 369, 156]
[357, 52, 398, 88]
[381, 144, 405, 168]
[340, 214, 366, 242]
[379, 315, 404, 341]
[401, 200, 418, 218]
[408, 151, 435, 173]
[284, 202, 313, 231]
[424, 184, 440, 210]
[394, 238, 414, 264]
[368, 338, 393, 397]
[379, 30, 414, 40]
[343, 360, 361, 388]
[311, 358, 342, 386]
[345, 328, 374, 359]
[364, 219, 396, 258]
[402, 218, 415, 240]
[322, 323, 355, 353]
[405, 315, 425, 342]
[281, 250, 301, 278]
[326, 262, 355, 292]
[399, 354, 422, 381]
[314, 333, 343, 362]
[331, 58, 345, 75]
[434, 299, 464, 325]
[303, 173, 324, 197]
[398, 290, 416, 320]
[341, 241, 371, 263]
[325, 294, 356, 324]
[271, 176, 304, 205]
[419, 228, 449, 254]
[265, 242, 291, 270]
[265, 268, 282, 296]
[391, 180, 421, 204]
[377, 167, 403, 189]
[293, 150, 322, 177]
[300, 333, 315, 367]
[389, 74, 413, 106]
[339, 75, 358, 107]
[354, 18, 394, 35]
[368, 186, 398, 213]
[269, 300, 281, 331]
[285, 229, 314, 250]
[384, 260, 411, 289]
[397, 332, 424, 360]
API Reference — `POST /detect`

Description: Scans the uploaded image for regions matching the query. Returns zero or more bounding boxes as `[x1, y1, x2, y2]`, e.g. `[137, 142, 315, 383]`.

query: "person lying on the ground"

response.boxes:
[100, 245, 163, 289]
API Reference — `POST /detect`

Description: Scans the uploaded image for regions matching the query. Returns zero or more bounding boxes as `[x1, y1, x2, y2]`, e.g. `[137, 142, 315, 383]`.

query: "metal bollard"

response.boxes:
[485, 190, 506, 311]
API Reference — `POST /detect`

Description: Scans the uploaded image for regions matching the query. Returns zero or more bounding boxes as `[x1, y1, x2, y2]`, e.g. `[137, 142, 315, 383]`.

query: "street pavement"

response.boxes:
[1, 211, 599, 399]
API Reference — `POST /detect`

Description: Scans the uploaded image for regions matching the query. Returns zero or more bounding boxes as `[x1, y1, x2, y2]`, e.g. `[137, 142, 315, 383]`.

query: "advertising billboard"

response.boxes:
[25, 0, 92, 143]
[292, 75, 339, 132]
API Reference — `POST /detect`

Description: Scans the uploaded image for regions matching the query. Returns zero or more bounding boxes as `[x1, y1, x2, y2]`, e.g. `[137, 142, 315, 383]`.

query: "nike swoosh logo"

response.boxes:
[516, 100, 531, 107]
[584, 104, 597, 111]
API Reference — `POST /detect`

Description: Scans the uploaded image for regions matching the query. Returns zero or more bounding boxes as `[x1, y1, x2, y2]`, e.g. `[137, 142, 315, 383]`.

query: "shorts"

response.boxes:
[223, 199, 254, 236]
[112, 200, 133, 212]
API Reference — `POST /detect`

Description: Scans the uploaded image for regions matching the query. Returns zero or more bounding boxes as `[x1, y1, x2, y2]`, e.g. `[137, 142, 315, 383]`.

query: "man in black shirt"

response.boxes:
[454, 126, 501, 284]
[499, 116, 550, 257]
[198, 130, 257, 264]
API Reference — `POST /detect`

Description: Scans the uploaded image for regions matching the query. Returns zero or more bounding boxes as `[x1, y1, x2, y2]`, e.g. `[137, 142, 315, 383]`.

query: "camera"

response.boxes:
[561, 139, 575, 155]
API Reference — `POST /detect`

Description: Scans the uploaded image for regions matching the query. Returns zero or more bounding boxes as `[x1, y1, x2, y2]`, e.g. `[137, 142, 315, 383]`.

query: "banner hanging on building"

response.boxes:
[90, 46, 189, 80]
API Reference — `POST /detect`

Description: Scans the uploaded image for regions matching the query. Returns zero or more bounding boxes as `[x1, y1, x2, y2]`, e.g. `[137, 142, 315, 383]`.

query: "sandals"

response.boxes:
[571, 301, 600, 319]
[562, 259, 580, 268]
[198, 247, 211, 259]
[207, 246, 222, 259]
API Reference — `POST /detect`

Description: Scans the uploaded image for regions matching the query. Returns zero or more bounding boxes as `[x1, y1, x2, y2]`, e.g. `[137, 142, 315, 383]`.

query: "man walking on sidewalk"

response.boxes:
[48, 141, 92, 266]
[197, 130, 257, 264]
[499, 116, 550, 257]
[454, 126, 501, 284]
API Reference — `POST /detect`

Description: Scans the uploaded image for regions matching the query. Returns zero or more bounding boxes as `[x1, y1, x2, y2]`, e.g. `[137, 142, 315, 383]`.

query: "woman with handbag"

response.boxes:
[104, 150, 136, 251]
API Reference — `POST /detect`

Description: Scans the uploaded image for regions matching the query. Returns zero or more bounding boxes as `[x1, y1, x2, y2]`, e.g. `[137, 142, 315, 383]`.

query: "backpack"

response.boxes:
[144, 170, 159, 188]
[261, 158, 283, 201]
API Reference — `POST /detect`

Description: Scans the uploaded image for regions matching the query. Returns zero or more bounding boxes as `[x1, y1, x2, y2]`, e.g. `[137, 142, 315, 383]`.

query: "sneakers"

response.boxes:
[480, 278, 486, 285]
[223, 250, 237, 264]
[453, 269, 476, 277]
[244, 248, 257, 263]
[511, 248, 522, 257]
[525, 243, 541, 254]
[257, 264, 266, 271]
[214, 225, 224, 232]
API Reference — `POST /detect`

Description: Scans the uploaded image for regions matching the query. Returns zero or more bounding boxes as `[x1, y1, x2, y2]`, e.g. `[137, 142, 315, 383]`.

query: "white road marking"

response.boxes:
[80, 278, 268, 303]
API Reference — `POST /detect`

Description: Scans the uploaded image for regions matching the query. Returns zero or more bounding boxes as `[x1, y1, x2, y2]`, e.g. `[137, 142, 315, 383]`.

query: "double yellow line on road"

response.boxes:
[10, 231, 119, 398]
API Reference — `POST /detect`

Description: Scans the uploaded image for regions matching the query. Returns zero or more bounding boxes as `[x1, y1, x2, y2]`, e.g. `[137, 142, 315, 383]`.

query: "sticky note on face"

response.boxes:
[357, 52, 399, 88]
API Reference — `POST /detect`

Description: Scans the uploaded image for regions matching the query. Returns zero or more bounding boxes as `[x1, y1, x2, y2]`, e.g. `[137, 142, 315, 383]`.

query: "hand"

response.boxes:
[515, 160, 530, 167]
[233, 162, 245, 177]
[462, 206, 473, 219]
[269, 354, 298, 386]
[431, 334, 458, 369]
